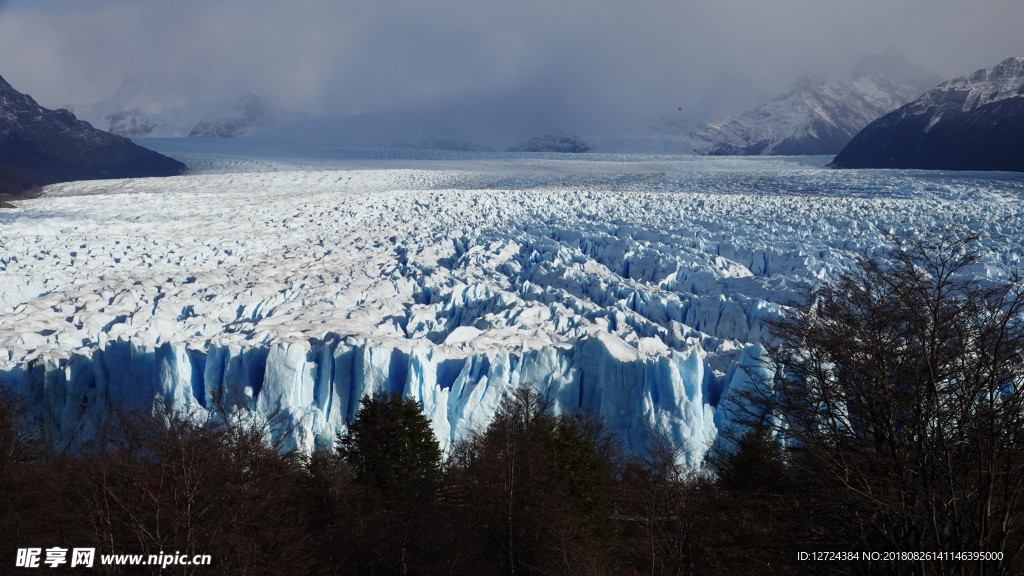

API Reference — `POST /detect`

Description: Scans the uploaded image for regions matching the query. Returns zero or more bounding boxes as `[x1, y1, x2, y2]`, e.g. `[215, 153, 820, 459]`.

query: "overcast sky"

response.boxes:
[1, 0, 1022, 136]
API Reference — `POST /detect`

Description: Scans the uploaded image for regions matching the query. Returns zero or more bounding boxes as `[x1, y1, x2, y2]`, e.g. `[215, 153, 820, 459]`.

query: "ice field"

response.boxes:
[3, 140, 1023, 461]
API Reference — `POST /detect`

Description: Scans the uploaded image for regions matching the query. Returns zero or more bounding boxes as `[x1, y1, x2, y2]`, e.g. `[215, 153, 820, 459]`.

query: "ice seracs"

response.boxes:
[2, 145, 1023, 463]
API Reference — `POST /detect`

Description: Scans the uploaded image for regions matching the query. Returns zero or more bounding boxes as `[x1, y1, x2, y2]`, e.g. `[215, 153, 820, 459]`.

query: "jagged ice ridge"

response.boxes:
[2, 147, 1023, 464]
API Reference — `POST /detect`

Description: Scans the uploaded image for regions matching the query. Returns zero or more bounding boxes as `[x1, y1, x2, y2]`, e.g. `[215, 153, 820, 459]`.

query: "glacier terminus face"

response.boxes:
[2, 142, 1023, 465]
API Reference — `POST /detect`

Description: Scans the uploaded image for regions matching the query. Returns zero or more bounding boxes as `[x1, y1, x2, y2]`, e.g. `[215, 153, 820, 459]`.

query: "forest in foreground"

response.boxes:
[3, 236, 1023, 576]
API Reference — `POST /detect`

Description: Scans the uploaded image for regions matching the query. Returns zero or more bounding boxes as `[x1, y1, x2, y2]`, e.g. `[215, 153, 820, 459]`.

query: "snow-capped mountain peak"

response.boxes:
[74, 76, 294, 138]
[188, 92, 279, 138]
[691, 47, 944, 156]
[831, 56, 1024, 172]
[941, 56, 1024, 111]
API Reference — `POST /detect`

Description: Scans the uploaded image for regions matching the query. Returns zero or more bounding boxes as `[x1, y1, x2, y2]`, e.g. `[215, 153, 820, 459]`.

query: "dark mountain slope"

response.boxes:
[0, 74, 185, 199]
[831, 57, 1024, 172]
[693, 47, 943, 156]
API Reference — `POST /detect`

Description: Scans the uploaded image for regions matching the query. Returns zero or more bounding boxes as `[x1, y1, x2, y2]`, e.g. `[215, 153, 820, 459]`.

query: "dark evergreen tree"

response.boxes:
[450, 387, 623, 576]
[336, 392, 444, 575]
[711, 426, 790, 495]
[337, 391, 442, 501]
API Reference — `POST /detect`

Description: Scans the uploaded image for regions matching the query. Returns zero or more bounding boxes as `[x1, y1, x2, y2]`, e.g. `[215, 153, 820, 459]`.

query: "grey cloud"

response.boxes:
[1, 0, 1022, 140]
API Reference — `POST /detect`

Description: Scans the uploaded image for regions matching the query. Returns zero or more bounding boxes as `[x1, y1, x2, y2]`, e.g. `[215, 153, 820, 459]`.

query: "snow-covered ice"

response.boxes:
[3, 141, 1023, 463]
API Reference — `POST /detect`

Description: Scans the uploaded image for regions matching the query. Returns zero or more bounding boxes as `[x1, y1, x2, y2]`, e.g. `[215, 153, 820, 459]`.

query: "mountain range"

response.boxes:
[0, 74, 184, 201]
[830, 56, 1024, 172]
[692, 47, 944, 156]
[70, 75, 294, 139]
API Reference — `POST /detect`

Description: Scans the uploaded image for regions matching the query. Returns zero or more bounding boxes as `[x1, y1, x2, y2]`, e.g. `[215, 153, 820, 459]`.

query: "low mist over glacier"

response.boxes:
[3, 141, 1023, 462]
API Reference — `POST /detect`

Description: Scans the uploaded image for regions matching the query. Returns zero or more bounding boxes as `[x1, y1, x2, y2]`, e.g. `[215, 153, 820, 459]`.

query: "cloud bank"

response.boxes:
[1, 0, 1022, 138]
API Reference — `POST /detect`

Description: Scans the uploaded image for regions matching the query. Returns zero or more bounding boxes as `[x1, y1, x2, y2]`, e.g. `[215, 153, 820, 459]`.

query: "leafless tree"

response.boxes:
[739, 234, 1024, 576]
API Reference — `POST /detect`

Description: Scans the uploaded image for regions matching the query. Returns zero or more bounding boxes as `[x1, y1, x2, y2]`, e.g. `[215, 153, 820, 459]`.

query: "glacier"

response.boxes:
[3, 143, 1023, 465]
[10, 334, 719, 465]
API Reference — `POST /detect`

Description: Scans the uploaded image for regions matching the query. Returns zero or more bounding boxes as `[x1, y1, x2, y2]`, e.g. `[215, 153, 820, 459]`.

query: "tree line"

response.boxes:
[2, 235, 1022, 575]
